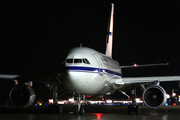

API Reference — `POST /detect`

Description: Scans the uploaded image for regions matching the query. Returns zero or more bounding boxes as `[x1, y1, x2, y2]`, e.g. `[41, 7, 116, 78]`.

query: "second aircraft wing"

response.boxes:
[118, 76, 180, 84]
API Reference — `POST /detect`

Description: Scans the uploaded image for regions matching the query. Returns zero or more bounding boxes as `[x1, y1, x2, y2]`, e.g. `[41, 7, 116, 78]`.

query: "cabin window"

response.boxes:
[83, 58, 90, 64]
[74, 59, 82, 63]
[66, 59, 73, 63]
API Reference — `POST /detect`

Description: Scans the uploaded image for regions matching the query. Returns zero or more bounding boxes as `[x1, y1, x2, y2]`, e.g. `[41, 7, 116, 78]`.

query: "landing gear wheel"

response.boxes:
[49, 105, 54, 114]
[49, 104, 57, 114]
[55, 104, 59, 114]
[127, 105, 131, 114]
[135, 105, 139, 114]
[127, 105, 140, 114]
[74, 106, 78, 115]
[49, 104, 62, 114]
[73, 93, 85, 115]
[80, 106, 84, 115]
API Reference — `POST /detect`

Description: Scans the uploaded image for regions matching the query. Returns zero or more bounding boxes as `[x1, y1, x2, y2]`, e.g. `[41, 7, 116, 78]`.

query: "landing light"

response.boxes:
[134, 64, 138, 67]
[106, 92, 111, 95]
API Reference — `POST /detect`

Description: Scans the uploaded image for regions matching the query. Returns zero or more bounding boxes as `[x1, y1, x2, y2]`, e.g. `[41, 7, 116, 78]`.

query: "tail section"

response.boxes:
[105, 3, 114, 58]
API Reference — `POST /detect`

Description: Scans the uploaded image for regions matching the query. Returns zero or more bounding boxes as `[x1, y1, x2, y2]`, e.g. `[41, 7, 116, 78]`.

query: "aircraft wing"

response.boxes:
[0, 74, 20, 79]
[0, 74, 57, 85]
[114, 76, 180, 85]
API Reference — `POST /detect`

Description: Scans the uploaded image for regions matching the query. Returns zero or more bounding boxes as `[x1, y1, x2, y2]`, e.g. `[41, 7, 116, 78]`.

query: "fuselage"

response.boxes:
[59, 47, 122, 97]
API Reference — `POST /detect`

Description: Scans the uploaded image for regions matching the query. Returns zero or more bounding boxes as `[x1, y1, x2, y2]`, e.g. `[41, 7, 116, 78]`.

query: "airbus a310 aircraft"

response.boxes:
[1, 3, 180, 115]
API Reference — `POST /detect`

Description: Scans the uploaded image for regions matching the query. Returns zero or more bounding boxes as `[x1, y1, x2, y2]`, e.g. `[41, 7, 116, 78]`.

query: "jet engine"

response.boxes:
[9, 85, 36, 107]
[143, 85, 167, 108]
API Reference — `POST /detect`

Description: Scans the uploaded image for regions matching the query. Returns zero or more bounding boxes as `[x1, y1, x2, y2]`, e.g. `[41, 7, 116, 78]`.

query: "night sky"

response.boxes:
[0, 1, 180, 103]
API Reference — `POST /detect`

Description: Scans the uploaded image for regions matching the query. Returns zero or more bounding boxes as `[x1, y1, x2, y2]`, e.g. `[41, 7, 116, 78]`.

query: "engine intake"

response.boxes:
[143, 85, 167, 108]
[9, 85, 36, 107]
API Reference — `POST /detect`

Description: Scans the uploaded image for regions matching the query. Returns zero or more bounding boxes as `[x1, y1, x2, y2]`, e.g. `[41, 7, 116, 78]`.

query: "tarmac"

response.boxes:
[0, 105, 180, 120]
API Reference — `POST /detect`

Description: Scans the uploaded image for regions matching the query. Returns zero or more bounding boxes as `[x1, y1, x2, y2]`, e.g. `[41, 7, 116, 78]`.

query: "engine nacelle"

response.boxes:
[9, 85, 36, 107]
[143, 85, 167, 109]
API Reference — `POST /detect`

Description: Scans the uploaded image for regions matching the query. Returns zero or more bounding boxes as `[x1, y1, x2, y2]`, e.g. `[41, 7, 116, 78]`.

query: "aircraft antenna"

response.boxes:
[80, 43, 82, 47]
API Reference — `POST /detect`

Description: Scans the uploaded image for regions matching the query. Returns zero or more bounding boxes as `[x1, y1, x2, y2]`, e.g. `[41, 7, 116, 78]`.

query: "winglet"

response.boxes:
[105, 3, 114, 58]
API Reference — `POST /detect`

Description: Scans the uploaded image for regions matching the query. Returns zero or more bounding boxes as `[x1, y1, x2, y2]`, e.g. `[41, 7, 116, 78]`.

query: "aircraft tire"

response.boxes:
[55, 105, 59, 114]
[135, 106, 139, 114]
[74, 106, 78, 115]
[127, 105, 131, 114]
[80, 106, 84, 115]
[49, 105, 55, 114]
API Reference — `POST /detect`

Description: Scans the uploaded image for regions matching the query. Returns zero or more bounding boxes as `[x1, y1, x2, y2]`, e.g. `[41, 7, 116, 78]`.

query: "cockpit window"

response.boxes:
[66, 59, 73, 63]
[66, 58, 90, 64]
[83, 58, 90, 64]
[74, 59, 82, 63]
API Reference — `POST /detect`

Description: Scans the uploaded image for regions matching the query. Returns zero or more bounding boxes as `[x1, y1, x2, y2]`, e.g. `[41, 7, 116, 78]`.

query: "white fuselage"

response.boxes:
[59, 47, 122, 97]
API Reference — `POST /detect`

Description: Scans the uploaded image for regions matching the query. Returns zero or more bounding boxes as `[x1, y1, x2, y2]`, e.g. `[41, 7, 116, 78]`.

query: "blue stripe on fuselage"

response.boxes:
[65, 66, 122, 78]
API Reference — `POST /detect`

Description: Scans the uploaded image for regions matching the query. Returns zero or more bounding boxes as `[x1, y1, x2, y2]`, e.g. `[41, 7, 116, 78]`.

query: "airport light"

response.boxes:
[69, 98, 74, 102]
[106, 100, 112, 103]
[173, 93, 176, 97]
[135, 98, 140, 102]
[49, 99, 53, 103]
[57, 101, 64, 104]
[173, 103, 177, 106]
[178, 95, 180, 102]
[135, 98, 143, 103]
[39, 103, 42, 106]
[165, 103, 168, 106]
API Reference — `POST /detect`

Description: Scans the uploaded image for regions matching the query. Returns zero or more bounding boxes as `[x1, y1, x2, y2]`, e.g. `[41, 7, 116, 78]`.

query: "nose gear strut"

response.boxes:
[73, 93, 85, 115]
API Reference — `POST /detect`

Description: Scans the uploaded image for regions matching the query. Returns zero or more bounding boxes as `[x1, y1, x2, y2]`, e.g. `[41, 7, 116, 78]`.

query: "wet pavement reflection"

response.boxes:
[0, 113, 179, 120]
[0, 105, 180, 120]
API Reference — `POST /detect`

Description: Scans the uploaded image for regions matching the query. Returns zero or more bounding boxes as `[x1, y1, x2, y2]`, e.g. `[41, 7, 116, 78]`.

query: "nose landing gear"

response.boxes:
[73, 93, 85, 115]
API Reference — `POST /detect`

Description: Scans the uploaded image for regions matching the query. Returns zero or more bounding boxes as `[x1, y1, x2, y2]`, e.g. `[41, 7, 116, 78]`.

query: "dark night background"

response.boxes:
[0, 1, 180, 104]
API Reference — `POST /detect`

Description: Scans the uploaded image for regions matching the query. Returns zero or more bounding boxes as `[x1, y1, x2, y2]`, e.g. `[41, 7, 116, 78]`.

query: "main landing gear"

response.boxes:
[73, 93, 85, 115]
[49, 86, 63, 114]
[127, 87, 140, 114]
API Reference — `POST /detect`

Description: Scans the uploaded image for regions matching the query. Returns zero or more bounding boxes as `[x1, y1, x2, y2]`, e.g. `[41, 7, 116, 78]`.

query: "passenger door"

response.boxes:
[92, 53, 103, 76]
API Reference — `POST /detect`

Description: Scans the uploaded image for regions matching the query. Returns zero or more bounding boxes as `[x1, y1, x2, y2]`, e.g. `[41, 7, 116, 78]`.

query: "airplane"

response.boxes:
[1, 3, 180, 115]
